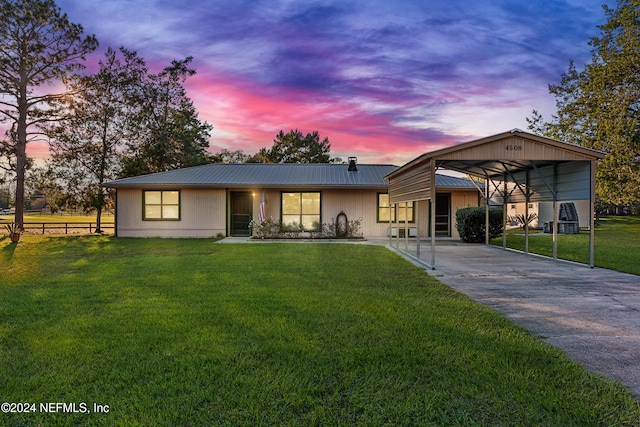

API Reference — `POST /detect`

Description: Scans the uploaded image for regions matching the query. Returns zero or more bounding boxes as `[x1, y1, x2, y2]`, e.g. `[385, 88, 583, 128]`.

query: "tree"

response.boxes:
[47, 47, 145, 231]
[211, 148, 251, 163]
[260, 129, 333, 163]
[0, 0, 98, 229]
[528, 0, 640, 204]
[120, 57, 212, 177]
[26, 164, 83, 213]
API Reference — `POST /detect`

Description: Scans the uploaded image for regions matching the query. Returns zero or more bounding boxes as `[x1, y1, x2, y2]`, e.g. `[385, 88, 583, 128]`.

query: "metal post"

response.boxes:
[430, 158, 437, 268]
[553, 165, 558, 260]
[485, 176, 490, 245]
[388, 201, 392, 247]
[415, 200, 420, 258]
[589, 160, 597, 267]
[404, 203, 408, 252]
[502, 175, 507, 249]
[524, 170, 530, 254]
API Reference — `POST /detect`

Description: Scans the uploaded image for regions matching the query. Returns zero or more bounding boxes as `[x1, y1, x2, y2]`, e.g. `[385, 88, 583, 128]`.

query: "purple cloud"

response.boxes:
[51, 0, 612, 164]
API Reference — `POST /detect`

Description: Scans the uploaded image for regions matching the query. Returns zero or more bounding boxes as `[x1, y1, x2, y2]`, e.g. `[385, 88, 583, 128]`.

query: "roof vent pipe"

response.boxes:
[348, 157, 358, 171]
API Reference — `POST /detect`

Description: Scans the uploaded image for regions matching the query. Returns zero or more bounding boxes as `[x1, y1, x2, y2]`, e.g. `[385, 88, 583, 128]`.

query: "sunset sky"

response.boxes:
[52, 0, 612, 166]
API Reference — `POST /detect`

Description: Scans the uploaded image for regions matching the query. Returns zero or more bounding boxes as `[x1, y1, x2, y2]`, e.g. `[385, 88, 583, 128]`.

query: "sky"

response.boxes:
[50, 0, 613, 166]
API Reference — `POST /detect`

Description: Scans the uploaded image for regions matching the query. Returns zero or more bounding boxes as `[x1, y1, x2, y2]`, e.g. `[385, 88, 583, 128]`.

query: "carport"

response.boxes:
[385, 129, 606, 269]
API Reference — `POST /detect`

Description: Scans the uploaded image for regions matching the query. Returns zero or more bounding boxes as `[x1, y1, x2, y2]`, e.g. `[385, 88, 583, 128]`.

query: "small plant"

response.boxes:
[4, 222, 22, 242]
[509, 213, 538, 229]
[249, 217, 282, 239]
[250, 216, 363, 239]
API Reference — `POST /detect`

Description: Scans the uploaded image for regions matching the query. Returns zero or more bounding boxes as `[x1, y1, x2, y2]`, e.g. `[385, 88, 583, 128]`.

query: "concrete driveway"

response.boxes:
[384, 240, 640, 397]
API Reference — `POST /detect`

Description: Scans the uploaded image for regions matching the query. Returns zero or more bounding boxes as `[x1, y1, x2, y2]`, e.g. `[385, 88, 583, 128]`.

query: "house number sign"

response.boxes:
[505, 145, 522, 151]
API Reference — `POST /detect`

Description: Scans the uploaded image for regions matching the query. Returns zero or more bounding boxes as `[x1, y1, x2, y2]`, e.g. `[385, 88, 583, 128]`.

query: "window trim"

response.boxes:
[280, 191, 322, 231]
[377, 193, 415, 223]
[142, 190, 181, 221]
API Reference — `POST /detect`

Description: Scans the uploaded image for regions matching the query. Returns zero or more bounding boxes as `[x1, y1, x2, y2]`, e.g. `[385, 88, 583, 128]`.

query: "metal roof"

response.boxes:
[387, 129, 606, 181]
[104, 163, 477, 189]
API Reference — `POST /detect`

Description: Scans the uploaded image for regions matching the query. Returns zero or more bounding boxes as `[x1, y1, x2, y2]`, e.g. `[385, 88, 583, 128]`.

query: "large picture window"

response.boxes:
[143, 190, 180, 220]
[281, 192, 321, 231]
[377, 193, 414, 223]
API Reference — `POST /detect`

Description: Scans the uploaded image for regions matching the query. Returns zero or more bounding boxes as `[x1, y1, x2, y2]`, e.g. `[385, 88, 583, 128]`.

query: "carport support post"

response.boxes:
[485, 178, 490, 245]
[553, 200, 558, 260]
[553, 164, 558, 260]
[502, 174, 507, 249]
[394, 203, 399, 249]
[430, 158, 437, 268]
[524, 170, 530, 254]
[404, 206, 408, 252]
[415, 200, 420, 258]
[589, 159, 597, 267]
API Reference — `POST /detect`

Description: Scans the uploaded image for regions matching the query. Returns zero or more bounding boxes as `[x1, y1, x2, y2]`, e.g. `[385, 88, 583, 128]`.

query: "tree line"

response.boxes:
[528, 0, 640, 209]
[0, 0, 337, 231]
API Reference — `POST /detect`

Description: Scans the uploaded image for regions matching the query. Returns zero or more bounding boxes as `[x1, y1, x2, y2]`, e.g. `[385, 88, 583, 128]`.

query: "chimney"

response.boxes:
[348, 157, 358, 171]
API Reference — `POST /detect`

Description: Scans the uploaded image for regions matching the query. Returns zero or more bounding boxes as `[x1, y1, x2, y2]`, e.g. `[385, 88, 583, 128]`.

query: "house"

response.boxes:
[104, 158, 479, 239]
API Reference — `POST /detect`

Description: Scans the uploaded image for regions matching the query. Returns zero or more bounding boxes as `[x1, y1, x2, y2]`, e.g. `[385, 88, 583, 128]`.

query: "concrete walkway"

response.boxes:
[384, 239, 640, 397]
[218, 236, 640, 397]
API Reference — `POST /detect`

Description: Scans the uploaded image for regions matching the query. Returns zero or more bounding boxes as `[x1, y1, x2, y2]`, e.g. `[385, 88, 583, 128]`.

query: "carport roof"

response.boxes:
[386, 129, 606, 181]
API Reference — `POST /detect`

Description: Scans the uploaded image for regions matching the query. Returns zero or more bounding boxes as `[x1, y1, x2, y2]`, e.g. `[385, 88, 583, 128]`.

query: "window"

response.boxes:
[281, 192, 321, 231]
[377, 193, 414, 223]
[143, 190, 180, 220]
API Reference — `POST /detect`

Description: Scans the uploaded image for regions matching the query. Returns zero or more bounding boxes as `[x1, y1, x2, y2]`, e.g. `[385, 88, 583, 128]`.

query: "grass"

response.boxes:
[1, 236, 640, 426]
[492, 216, 640, 275]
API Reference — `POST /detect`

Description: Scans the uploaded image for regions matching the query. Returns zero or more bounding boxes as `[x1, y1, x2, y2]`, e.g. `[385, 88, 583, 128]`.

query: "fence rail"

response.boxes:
[12, 222, 114, 235]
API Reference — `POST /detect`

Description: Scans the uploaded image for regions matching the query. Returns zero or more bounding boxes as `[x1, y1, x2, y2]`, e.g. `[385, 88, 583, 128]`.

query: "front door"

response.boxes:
[231, 192, 252, 236]
[435, 193, 451, 237]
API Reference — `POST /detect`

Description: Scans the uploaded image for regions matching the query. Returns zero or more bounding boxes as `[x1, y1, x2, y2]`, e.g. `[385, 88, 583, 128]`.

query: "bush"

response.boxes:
[249, 217, 363, 239]
[456, 207, 503, 243]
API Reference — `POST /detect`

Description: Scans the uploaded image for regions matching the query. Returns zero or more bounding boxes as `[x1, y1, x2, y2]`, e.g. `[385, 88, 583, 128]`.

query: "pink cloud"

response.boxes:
[187, 69, 460, 165]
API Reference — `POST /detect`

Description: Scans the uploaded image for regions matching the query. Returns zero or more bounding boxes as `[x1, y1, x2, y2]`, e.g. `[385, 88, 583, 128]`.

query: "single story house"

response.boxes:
[104, 158, 479, 238]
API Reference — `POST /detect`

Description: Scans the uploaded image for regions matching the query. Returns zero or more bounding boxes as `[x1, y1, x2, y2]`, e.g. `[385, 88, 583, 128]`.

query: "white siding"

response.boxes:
[117, 188, 226, 238]
[116, 187, 481, 239]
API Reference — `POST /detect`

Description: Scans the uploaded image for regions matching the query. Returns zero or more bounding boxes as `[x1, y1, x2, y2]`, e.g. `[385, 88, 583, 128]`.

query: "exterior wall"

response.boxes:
[116, 188, 226, 238]
[251, 188, 390, 237]
[450, 191, 481, 238]
[115, 187, 480, 239]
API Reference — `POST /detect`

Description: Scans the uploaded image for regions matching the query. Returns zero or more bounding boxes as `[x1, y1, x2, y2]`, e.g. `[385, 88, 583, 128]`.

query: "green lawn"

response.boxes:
[1, 236, 639, 426]
[492, 216, 640, 275]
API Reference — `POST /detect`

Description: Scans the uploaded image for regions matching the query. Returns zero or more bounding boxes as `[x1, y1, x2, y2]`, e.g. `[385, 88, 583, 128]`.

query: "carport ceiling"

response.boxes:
[436, 158, 560, 179]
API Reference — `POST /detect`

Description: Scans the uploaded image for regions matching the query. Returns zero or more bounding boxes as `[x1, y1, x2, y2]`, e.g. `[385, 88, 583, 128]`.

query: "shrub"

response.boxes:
[456, 207, 503, 243]
[508, 212, 538, 229]
[249, 217, 363, 239]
